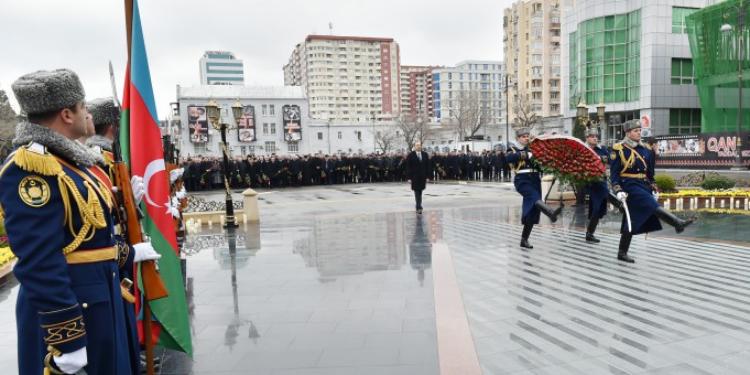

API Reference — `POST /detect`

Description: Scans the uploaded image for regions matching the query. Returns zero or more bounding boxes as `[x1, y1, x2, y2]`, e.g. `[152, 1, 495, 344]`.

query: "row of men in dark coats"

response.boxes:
[181, 151, 514, 191]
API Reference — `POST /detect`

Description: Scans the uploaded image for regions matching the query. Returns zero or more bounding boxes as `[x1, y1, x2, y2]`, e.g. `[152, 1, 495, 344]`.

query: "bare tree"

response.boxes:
[371, 125, 398, 154]
[0, 90, 16, 159]
[512, 93, 539, 130]
[447, 90, 483, 140]
[395, 113, 419, 152]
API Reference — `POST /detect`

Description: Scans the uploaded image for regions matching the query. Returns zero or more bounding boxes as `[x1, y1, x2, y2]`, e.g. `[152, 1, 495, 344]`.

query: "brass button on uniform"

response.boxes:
[82, 303, 89, 309]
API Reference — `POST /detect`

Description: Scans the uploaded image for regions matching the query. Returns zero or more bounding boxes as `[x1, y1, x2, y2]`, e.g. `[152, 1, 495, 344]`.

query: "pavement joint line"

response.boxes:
[432, 242, 482, 375]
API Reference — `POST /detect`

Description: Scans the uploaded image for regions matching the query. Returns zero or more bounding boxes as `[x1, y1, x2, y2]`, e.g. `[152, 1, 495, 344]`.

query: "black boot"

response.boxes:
[520, 224, 534, 249]
[654, 207, 695, 233]
[535, 200, 562, 223]
[617, 233, 634, 263]
[585, 217, 600, 243]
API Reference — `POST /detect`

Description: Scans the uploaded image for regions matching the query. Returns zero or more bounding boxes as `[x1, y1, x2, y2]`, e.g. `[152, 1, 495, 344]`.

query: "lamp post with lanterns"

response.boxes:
[205, 98, 244, 228]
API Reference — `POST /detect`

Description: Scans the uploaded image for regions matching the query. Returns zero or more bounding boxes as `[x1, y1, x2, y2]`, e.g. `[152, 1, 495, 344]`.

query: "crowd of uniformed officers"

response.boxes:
[181, 150, 514, 191]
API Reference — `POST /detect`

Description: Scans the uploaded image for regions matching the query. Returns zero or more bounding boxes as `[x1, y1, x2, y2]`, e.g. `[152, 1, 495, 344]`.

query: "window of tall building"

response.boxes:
[265, 141, 276, 153]
[263, 123, 269, 135]
[671, 58, 694, 85]
[568, 9, 641, 107]
[672, 7, 698, 34]
[317, 132, 323, 140]
[271, 123, 276, 135]
[669, 108, 701, 134]
[338, 131, 342, 139]
[288, 142, 299, 153]
[262, 104, 267, 115]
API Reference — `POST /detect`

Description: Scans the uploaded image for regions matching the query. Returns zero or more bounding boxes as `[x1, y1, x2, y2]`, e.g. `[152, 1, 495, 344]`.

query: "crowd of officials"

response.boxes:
[182, 150, 514, 191]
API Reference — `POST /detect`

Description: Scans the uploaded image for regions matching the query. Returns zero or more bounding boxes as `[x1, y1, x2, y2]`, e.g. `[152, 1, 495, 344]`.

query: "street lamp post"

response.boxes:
[596, 103, 606, 142]
[206, 99, 244, 228]
[721, 1, 746, 170]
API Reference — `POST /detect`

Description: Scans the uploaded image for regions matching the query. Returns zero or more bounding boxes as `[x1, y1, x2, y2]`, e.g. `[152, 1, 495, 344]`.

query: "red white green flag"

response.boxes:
[120, 0, 192, 356]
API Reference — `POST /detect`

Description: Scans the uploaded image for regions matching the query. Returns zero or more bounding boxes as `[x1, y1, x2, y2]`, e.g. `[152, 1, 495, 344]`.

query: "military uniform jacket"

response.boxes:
[505, 144, 543, 225]
[0, 132, 134, 375]
[585, 144, 611, 219]
[609, 141, 662, 234]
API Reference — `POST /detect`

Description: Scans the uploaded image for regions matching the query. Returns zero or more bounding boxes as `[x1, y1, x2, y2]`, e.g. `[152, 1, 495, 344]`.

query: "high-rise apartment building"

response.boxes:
[432, 61, 505, 127]
[283, 35, 401, 123]
[504, 0, 562, 123]
[400, 65, 439, 118]
[199, 51, 245, 85]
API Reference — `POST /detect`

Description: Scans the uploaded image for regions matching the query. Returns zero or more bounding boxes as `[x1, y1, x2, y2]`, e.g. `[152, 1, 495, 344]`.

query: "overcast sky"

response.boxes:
[1, 0, 513, 118]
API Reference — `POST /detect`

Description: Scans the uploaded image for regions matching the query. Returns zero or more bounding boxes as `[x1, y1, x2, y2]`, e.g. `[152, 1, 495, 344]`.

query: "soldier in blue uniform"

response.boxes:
[505, 128, 562, 249]
[583, 128, 610, 243]
[0, 69, 158, 375]
[610, 119, 694, 262]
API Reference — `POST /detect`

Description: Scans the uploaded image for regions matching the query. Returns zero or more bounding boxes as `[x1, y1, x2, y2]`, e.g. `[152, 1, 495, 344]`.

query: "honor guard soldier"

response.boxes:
[505, 128, 562, 249]
[583, 128, 610, 243]
[0, 69, 157, 375]
[87, 97, 162, 375]
[610, 119, 694, 263]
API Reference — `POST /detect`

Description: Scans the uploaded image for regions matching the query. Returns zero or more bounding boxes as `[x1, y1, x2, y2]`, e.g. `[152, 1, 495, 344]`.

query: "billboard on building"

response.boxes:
[237, 105, 256, 142]
[187, 105, 208, 143]
[654, 132, 750, 169]
[282, 105, 302, 142]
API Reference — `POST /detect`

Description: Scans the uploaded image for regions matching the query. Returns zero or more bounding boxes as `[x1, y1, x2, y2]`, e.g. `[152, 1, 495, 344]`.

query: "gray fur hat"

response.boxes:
[87, 97, 120, 126]
[623, 119, 642, 132]
[585, 127, 599, 137]
[515, 127, 530, 137]
[11, 69, 85, 115]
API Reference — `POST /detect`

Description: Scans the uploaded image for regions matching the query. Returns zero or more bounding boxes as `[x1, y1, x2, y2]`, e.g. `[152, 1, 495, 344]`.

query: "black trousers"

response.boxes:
[414, 189, 423, 210]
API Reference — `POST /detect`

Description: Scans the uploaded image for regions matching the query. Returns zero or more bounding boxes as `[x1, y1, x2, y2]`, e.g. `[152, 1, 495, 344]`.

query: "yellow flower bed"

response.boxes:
[661, 189, 750, 199]
[0, 246, 15, 269]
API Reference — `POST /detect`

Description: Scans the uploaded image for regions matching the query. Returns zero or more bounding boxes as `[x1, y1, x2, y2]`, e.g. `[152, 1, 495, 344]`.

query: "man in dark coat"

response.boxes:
[406, 142, 431, 214]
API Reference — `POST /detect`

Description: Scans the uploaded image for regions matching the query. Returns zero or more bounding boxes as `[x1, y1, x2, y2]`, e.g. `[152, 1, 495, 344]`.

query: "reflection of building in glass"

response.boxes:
[293, 213, 408, 279]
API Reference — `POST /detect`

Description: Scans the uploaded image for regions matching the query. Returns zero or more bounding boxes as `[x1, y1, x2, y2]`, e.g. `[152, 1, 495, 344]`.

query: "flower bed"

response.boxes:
[0, 246, 15, 279]
[660, 189, 750, 212]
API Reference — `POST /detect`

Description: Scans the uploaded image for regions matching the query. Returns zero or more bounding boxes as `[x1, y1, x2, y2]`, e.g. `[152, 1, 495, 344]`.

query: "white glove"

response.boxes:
[131, 175, 144, 204]
[616, 192, 628, 202]
[653, 191, 660, 200]
[54, 347, 88, 374]
[527, 152, 533, 159]
[169, 168, 184, 184]
[168, 197, 181, 218]
[133, 242, 162, 263]
[175, 187, 187, 200]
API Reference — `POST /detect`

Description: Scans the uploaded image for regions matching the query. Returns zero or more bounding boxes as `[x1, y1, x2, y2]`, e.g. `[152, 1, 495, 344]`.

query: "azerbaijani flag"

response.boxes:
[120, 0, 192, 356]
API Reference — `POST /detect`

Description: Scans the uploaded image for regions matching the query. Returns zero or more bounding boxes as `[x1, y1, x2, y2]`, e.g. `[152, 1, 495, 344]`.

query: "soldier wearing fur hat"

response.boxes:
[85, 97, 155, 375]
[505, 127, 562, 248]
[610, 119, 694, 262]
[0, 69, 157, 374]
[582, 127, 611, 243]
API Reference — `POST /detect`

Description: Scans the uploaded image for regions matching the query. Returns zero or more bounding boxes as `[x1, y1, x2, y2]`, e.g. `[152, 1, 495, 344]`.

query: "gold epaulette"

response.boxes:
[642, 142, 652, 150]
[13, 143, 63, 176]
[612, 143, 623, 151]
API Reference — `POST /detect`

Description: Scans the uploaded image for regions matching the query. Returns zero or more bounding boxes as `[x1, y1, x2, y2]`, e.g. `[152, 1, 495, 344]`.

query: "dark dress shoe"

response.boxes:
[520, 238, 533, 249]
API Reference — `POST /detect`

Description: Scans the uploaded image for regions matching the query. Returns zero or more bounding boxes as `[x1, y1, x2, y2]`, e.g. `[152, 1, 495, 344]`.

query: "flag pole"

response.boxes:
[123, 1, 156, 374]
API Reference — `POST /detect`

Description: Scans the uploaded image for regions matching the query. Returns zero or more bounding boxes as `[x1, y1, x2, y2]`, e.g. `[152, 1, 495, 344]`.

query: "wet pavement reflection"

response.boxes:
[161, 213, 440, 374]
[0, 183, 749, 374]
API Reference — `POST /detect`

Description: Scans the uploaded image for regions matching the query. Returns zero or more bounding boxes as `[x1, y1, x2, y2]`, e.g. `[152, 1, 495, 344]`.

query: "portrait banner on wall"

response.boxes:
[654, 132, 749, 169]
[237, 105, 256, 142]
[187, 105, 208, 143]
[282, 105, 302, 142]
